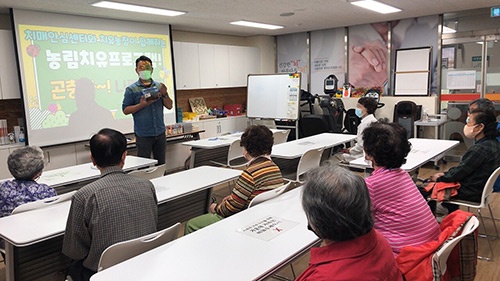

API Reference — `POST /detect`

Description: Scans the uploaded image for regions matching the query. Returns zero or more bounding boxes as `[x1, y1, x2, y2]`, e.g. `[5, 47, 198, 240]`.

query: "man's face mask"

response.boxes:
[138, 70, 152, 81]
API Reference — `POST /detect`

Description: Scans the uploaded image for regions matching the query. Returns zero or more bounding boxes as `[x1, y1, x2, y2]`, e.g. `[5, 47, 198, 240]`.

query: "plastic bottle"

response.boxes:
[19, 128, 25, 143]
[423, 110, 429, 122]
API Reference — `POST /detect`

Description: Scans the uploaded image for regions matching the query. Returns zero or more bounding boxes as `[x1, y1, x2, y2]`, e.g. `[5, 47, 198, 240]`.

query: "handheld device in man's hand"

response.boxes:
[142, 86, 160, 100]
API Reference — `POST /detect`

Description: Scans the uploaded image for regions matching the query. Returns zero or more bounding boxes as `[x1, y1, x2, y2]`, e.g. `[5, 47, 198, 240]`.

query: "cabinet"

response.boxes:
[0, 30, 21, 99]
[0, 149, 10, 179]
[229, 46, 260, 87]
[173, 42, 200, 89]
[174, 42, 260, 89]
[198, 44, 230, 88]
[75, 141, 92, 165]
[42, 144, 77, 171]
[197, 116, 248, 138]
[0, 144, 26, 180]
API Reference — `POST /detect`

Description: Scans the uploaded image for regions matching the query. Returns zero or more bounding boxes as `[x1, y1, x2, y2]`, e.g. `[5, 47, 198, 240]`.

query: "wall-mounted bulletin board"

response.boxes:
[394, 47, 432, 96]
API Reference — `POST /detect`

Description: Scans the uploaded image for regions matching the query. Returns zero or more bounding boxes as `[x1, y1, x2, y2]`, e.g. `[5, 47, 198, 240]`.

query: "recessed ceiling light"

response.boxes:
[91, 1, 186, 17]
[230, 21, 284, 30]
[350, 0, 401, 14]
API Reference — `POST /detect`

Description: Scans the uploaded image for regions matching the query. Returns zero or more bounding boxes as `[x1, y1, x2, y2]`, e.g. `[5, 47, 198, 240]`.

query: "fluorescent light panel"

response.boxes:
[442, 26, 456, 34]
[230, 20, 283, 30]
[92, 1, 186, 17]
[351, 0, 401, 14]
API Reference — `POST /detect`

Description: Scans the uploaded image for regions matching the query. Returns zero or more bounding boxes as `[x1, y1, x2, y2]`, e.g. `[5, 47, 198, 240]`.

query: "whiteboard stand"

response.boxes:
[247, 73, 301, 140]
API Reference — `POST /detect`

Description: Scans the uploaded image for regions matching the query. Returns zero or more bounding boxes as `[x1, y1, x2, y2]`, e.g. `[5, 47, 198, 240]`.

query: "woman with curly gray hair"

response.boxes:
[0, 146, 57, 218]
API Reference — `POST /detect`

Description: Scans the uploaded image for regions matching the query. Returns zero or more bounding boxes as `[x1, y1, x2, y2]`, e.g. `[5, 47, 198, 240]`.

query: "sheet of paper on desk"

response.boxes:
[298, 141, 315, 146]
[42, 171, 72, 180]
[155, 185, 170, 192]
[411, 148, 429, 154]
[236, 216, 299, 241]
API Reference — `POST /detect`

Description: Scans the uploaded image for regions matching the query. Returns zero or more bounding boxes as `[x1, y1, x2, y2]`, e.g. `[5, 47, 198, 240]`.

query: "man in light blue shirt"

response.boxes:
[122, 55, 173, 165]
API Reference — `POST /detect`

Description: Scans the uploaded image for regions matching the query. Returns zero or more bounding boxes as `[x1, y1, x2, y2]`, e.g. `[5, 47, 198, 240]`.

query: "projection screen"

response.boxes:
[12, 9, 177, 146]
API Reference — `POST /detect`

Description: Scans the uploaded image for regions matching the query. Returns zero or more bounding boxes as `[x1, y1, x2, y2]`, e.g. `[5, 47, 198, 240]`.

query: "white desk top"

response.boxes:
[181, 135, 240, 149]
[152, 166, 241, 204]
[414, 118, 447, 127]
[271, 133, 356, 159]
[0, 166, 240, 247]
[349, 138, 459, 171]
[182, 129, 287, 149]
[91, 186, 319, 281]
[36, 156, 157, 188]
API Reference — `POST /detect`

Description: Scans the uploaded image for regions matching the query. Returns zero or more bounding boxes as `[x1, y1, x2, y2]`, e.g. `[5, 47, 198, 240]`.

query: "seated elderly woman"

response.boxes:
[363, 122, 440, 256]
[296, 164, 402, 281]
[0, 146, 57, 259]
[0, 146, 56, 217]
[430, 107, 500, 213]
[185, 125, 284, 234]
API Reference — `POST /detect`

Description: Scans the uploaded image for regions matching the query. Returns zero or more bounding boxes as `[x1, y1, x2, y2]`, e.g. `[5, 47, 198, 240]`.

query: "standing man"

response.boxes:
[122, 55, 173, 165]
[62, 128, 158, 281]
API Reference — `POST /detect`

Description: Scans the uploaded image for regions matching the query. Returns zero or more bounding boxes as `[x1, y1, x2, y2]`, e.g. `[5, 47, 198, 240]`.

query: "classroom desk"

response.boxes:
[90, 186, 320, 281]
[414, 118, 447, 139]
[182, 129, 288, 168]
[349, 138, 459, 172]
[413, 118, 449, 168]
[271, 133, 356, 159]
[0, 166, 241, 281]
[35, 155, 157, 194]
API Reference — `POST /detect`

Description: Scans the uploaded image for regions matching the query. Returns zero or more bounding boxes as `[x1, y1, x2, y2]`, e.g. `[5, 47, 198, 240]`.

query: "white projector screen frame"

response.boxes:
[12, 9, 177, 146]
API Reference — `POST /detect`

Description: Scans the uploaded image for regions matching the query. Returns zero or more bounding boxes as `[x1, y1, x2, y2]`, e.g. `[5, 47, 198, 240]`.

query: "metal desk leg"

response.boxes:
[5, 242, 14, 281]
[189, 149, 197, 169]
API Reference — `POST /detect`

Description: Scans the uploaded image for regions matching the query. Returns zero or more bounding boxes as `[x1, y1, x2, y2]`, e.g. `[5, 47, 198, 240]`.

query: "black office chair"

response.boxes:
[319, 97, 344, 133]
[393, 101, 419, 139]
[343, 108, 361, 135]
[300, 114, 330, 137]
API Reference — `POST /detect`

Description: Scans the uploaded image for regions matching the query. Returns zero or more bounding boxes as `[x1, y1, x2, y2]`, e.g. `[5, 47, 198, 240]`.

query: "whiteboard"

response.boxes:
[394, 47, 431, 96]
[247, 73, 301, 120]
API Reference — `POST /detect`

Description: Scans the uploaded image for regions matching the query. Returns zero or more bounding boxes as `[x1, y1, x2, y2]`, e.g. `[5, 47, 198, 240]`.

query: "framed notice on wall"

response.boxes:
[394, 47, 432, 96]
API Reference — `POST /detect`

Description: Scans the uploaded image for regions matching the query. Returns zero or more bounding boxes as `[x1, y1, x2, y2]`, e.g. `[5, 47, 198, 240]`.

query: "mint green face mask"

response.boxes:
[139, 70, 152, 80]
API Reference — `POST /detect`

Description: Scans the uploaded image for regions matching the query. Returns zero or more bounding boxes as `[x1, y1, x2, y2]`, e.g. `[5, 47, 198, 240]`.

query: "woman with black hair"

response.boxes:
[430, 108, 500, 213]
[363, 122, 440, 256]
[341, 97, 378, 162]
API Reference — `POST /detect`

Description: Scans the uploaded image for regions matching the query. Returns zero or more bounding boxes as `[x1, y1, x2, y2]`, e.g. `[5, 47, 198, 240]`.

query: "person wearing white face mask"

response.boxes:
[341, 97, 378, 162]
[122, 55, 173, 165]
[431, 108, 500, 213]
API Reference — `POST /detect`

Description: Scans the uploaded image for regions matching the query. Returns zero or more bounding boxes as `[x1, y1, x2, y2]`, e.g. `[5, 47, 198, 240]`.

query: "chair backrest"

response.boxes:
[343, 108, 361, 134]
[273, 130, 290, 144]
[227, 138, 247, 168]
[97, 222, 181, 271]
[128, 164, 166, 180]
[300, 114, 330, 137]
[393, 101, 418, 139]
[432, 216, 479, 275]
[247, 182, 291, 209]
[296, 147, 324, 182]
[482, 166, 500, 206]
[11, 190, 76, 215]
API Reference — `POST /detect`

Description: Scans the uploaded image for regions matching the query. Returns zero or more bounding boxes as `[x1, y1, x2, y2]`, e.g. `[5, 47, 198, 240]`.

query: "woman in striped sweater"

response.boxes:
[362, 122, 440, 256]
[185, 125, 284, 234]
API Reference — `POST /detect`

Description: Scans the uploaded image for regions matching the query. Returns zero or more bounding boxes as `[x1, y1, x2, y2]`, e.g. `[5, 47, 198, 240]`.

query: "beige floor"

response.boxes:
[1, 160, 499, 281]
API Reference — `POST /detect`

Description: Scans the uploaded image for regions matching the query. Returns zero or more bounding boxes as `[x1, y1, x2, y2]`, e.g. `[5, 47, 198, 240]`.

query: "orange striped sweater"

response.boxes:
[216, 156, 283, 217]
